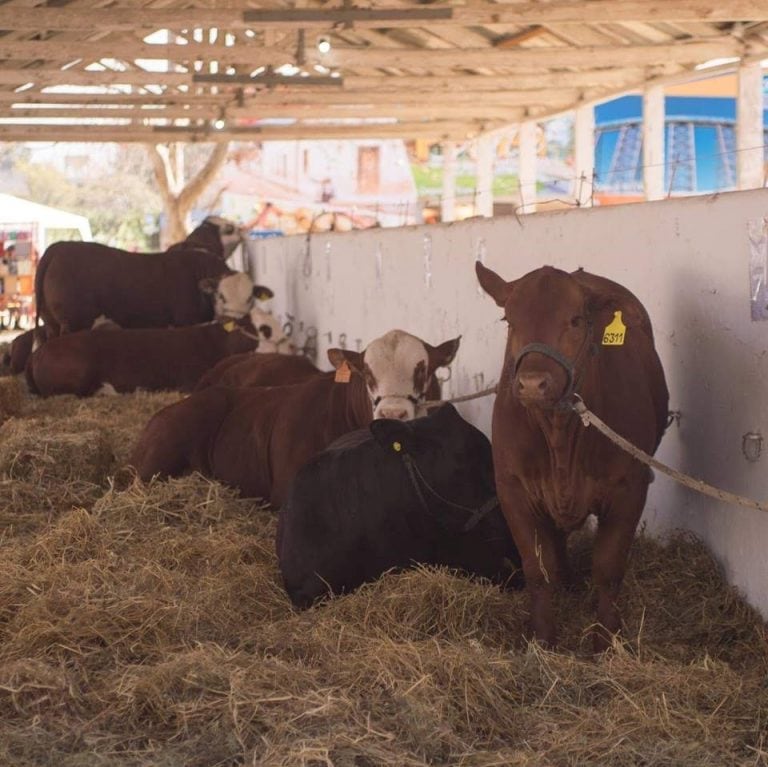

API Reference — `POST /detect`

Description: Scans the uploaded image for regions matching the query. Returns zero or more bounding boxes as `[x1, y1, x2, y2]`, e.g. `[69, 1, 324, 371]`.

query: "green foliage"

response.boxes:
[11, 146, 162, 249]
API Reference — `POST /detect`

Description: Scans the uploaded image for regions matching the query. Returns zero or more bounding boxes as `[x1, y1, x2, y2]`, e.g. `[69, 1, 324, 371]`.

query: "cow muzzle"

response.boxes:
[374, 395, 420, 421]
[513, 343, 575, 408]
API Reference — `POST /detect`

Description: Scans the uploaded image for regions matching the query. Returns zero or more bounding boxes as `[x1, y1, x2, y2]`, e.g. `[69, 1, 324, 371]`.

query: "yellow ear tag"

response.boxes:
[256, 290, 271, 301]
[601, 310, 626, 346]
[223, 321, 236, 333]
[392, 441, 402, 452]
[334, 360, 352, 383]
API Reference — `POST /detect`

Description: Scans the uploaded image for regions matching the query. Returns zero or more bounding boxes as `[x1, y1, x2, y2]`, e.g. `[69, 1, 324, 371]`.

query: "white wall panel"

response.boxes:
[249, 188, 768, 618]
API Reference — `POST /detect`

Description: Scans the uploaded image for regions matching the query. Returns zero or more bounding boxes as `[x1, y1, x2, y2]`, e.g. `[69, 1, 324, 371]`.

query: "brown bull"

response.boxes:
[476, 263, 668, 652]
[130, 329, 460, 506]
[35, 216, 245, 337]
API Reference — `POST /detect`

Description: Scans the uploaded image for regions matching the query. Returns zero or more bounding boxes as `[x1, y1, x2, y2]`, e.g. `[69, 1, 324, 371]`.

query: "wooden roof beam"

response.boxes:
[0, 67, 655, 91]
[0, 120, 495, 142]
[3, 2, 768, 31]
[0, 37, 743, 70]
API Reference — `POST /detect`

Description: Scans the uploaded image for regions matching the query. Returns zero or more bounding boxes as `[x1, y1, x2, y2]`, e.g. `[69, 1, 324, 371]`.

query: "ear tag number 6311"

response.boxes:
[602, 310, 626, 346]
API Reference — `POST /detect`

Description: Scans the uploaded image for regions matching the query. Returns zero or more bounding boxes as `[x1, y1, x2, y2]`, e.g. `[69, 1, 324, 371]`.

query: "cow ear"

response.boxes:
[425, 336, 461, 374]
[586, 290, 646, 330]
[370, 418, 413, 454]
[328, 348, 364, 374]
[198, 277, 218, 295]
[476, 262, 510, 307]
[252, 284, 274, 301]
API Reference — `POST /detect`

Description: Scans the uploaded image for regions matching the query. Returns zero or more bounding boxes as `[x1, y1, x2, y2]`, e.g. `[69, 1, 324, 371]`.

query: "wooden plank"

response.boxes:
[0, 37, 743, 70]
[0, 119, 498, 142]
[0, 87, 578, 107]
[0, 67, 648, 91]
[3, 2, 768, 31]
[4, 103, 528, 120]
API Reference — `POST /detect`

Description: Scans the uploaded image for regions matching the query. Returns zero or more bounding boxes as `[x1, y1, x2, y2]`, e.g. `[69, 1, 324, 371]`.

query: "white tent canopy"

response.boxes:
[0, 193, 91, 255]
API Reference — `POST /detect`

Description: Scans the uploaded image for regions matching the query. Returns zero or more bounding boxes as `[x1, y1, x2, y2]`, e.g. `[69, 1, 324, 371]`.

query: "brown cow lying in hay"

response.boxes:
[130, 329, 461, 506]
[25, 306, 281, 397]
[476, 262, 669, 653]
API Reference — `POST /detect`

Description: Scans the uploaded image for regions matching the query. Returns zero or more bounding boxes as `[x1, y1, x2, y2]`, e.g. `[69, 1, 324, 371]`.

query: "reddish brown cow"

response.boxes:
[130, 329, 460, 506]
[476, 263, 668, 652]
[194, 351, 322, 391]
[3, 328, 43, 374]
[35, 216, 245, 337]
[26, 317, 268, 397]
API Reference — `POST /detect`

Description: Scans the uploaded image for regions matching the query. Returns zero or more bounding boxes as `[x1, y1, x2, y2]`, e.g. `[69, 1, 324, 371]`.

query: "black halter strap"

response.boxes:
[512, 322, 595, 409]
[399, 453, 498, 533]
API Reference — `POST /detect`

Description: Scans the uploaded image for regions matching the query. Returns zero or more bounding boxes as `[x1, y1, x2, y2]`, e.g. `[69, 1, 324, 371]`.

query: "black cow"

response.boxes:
[277, 404, 522, 607]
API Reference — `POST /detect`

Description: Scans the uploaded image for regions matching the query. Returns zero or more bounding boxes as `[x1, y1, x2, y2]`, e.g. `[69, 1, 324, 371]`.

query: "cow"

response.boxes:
[4, 315, 124, 375]
[35, 216, 247, 338]
[475, 262, 668, 653]
[194, 352, 320, 391]
[3, 328, 43, 374]
[25, 305, 277, 397]
[277, 403, 522, 607]
[243, 307, 297, 355]
[129, 329, 461, 506]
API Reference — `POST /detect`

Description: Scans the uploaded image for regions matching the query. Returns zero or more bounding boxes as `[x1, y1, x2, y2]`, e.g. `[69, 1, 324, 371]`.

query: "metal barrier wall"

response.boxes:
[246, 188, 768, 619]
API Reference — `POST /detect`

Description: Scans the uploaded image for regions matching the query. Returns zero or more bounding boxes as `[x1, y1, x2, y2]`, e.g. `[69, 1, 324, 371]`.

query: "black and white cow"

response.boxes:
[277, 403, 522, 607]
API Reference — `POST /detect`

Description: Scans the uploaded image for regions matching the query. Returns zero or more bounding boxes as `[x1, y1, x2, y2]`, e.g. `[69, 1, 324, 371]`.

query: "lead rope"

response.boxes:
[570, 397, 768, 515]
[422, 384, 768, 514]
[400, 453, 499, 532]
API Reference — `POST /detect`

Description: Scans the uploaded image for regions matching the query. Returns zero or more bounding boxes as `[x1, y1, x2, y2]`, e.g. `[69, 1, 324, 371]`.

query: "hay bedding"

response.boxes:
[0, 389, 764, 766]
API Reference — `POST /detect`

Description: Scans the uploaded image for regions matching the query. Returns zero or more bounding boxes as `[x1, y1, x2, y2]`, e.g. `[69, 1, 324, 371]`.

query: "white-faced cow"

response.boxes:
[278, 404, 522, 607]
[476, 262, 668, 652]
[130, 329, 460, 506]
[35, 216, 246, 338]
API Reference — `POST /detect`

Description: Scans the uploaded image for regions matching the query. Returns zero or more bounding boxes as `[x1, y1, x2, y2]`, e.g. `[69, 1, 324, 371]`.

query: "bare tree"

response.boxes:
[148, 141, 230, 248]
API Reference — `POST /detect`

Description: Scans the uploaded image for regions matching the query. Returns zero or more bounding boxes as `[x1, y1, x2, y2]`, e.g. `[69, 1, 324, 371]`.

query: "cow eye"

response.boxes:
[223, 224, 235, 235]
[570, 315, 584, 328]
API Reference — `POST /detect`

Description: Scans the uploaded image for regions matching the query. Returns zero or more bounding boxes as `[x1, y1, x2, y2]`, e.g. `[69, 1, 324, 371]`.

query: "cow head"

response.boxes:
[203, 215, 246, 259]
[200, 273, 274, 320]
[248, 306, 297, 354]
[477, 262, 600, 408]
[328, 329, 460, 421]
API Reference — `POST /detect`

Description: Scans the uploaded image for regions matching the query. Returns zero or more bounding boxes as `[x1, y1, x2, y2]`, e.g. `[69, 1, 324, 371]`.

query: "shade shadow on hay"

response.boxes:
[0, 392, 765, 766]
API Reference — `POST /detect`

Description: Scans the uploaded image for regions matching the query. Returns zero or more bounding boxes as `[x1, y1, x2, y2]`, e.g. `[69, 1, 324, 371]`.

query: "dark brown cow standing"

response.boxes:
[130, 330, 460, 507]
[26, 318, 264, 397]
[194, 351, 322, 391]
[476, 263, 668, 652]
[35, 216, 242, 337]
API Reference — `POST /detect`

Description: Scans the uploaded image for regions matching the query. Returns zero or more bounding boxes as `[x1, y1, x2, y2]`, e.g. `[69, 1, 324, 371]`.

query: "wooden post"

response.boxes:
[643, 85, 665, 201]
[518, 121, 538, 214]
[573, 103, 595, 206]
[475, 134, 494, 217]
[441, 141, 457, 223]
[737, 61, 764, 190]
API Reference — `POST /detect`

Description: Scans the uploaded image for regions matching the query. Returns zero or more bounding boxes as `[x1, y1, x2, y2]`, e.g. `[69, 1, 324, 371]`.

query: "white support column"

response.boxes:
[518, 121, 538, 214]
[440, 141, 457, 223]
[737, 61, 764, 190]
[573, 103, 595, 207]
[475, 134, 495, 218]
[643, 85, 665, 201]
